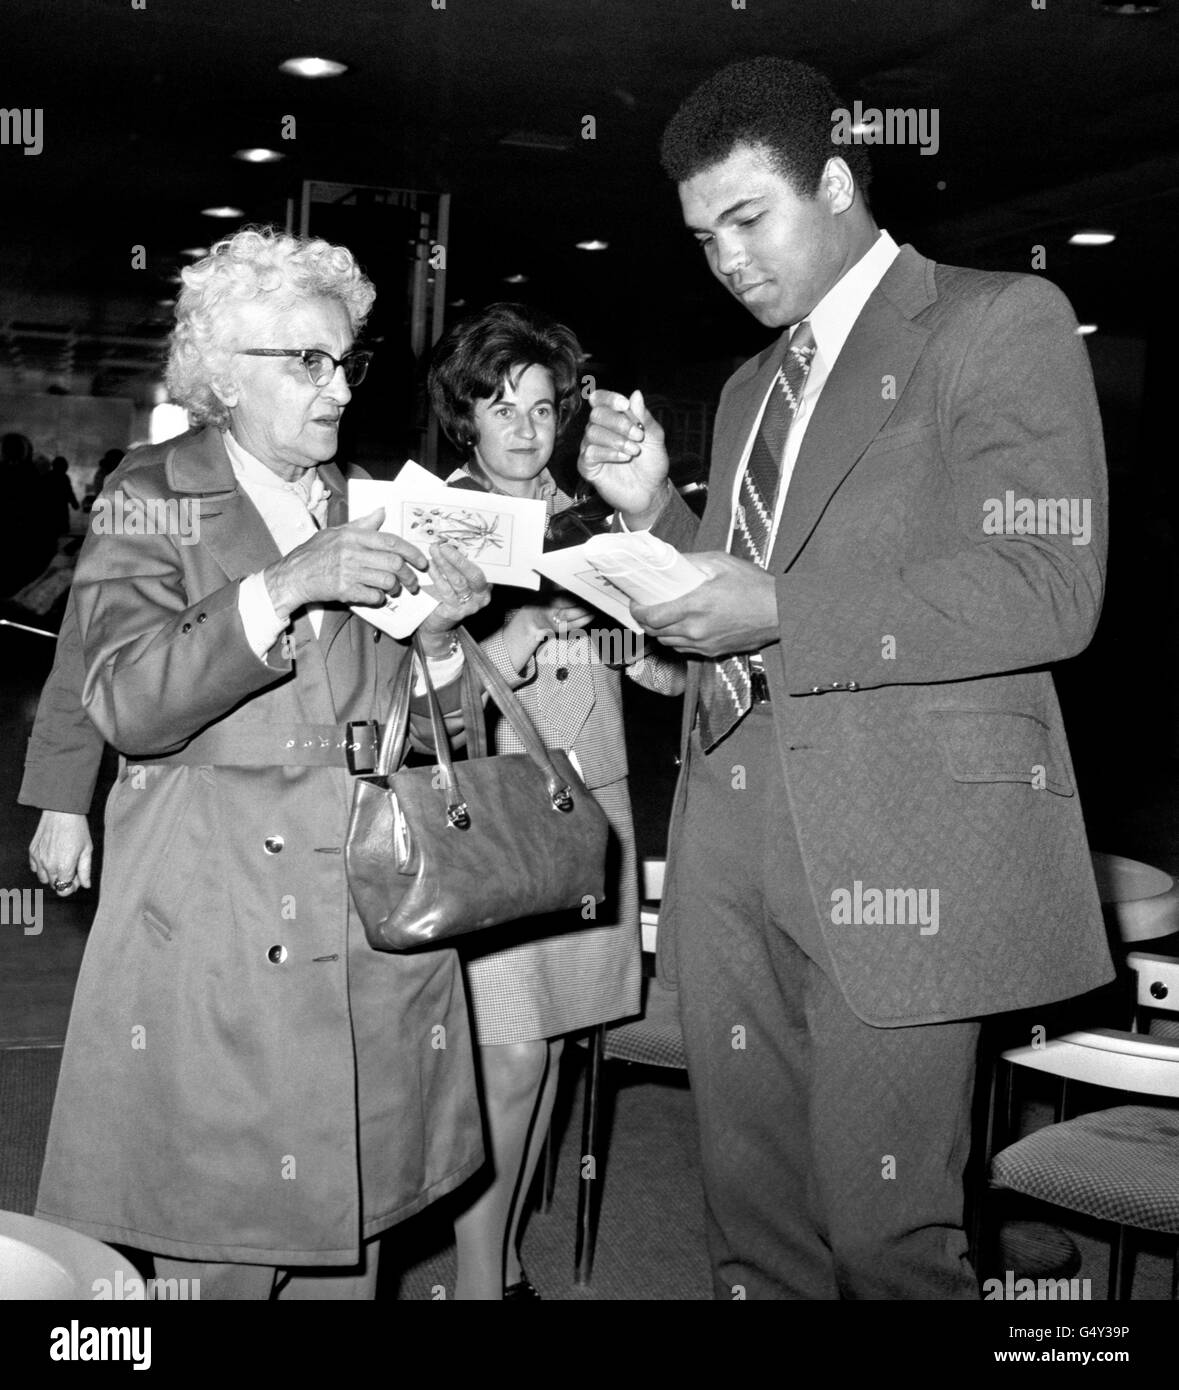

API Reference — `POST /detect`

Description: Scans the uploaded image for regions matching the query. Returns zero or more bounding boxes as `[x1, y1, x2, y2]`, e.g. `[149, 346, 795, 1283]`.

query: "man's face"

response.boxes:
[222, 296, 354, 479]
[679, 143, 852, 329]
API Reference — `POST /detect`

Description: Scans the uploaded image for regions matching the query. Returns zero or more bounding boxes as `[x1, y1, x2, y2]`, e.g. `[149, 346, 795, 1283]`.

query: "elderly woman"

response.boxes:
[427, 302, 684, 1299]
[24, 227, 491, 1299]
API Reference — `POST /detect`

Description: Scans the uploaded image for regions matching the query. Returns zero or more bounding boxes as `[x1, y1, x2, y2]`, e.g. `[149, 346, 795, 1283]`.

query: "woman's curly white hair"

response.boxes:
[165, 226, 376, 428]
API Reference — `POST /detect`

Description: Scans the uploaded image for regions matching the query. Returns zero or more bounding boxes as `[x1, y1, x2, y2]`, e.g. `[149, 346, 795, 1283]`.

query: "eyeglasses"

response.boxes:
[235, 348, 374, 387]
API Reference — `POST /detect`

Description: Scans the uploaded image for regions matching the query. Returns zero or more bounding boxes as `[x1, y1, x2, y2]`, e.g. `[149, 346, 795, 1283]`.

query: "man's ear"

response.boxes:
[820, 157, 857, 216]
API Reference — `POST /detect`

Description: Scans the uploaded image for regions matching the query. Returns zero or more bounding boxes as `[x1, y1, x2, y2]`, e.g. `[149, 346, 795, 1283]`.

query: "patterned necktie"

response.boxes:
[698, 320, 816, 750]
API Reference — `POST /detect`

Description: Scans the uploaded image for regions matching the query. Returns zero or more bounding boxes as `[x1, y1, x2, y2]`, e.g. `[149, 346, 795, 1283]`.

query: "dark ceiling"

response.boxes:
[0, 0, 1175, 404]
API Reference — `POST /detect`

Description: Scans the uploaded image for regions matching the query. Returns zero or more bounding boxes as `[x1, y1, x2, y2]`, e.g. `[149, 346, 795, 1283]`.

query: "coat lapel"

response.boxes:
[166, 428, 284, 579]
[768, 245, 933, 574]
[315, 463, 356, 654]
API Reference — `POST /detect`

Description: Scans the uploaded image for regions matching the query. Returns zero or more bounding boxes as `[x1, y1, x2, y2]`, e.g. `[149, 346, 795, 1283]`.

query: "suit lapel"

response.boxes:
[768, 246, 933, 574]
[697, 347, 780, 552]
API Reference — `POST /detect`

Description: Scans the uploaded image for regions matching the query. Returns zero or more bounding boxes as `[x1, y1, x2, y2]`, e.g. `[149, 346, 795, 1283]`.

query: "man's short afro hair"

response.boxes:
[660, 56, 872, 198]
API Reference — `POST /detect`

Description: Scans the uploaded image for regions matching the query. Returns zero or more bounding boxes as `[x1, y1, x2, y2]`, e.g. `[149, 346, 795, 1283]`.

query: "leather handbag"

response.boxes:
[346, 626, 610, 951]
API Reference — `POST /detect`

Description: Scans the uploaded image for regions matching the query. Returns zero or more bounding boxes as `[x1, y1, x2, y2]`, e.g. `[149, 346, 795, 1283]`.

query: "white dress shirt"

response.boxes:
[725, 229, 900, 552]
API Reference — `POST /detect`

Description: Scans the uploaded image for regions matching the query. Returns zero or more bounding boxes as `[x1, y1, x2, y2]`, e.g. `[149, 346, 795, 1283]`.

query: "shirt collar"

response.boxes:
[799, 229, 900, 370]
[452, 462, 562, 509]
[222, 429, 327, 510]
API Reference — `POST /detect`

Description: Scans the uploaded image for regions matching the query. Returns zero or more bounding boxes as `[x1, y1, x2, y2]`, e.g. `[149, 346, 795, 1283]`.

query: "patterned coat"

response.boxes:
[32, 427, 483, 1264]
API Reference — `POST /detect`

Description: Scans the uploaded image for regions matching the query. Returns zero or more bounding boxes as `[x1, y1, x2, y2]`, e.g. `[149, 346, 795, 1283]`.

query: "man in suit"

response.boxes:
[579, 57, 1113, 1299]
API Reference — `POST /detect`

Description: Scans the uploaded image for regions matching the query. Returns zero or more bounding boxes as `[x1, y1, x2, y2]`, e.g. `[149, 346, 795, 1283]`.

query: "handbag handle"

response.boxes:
[372, 626, 581, 823]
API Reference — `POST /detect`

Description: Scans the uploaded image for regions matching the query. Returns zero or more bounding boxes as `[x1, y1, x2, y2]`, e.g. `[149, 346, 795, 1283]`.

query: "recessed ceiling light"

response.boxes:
[1069, 230, 1116, 246]
[280, 56, 348, 79]
[234, 148, 284, 164]
[449, 298, 468, 308]
[201, 206, 244, 219]
[576, 239, 609, 252]
[503, 273, 529, 284]
[1100, 2, 1161, 14]
[179, 247, 209, 258]
[1076, 324, 1098, 336]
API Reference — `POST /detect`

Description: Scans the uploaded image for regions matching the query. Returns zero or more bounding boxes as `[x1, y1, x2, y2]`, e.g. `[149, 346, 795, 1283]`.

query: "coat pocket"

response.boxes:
[140, 767, 218, 939]
[928, 709, 1075, 797]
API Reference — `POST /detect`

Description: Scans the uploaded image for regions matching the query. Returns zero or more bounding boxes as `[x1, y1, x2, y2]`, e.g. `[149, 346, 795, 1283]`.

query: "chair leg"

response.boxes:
[574, 1025, 605, 1286]
[969, 1048, 1003, 1278]
[539, 1122, 555, 1214]
[1108, 1225, 1134, 1300]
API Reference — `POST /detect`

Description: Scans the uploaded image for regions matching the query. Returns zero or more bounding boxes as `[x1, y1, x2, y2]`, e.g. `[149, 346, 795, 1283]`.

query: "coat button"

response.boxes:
[267, 945, 287, 964]
[196, 613, 207, 624]
[181, 622, 192, 634]
[372, 629, 381, 642]
[555, 667, 569, 681]
[264, 836, 284, 854]
[847, 681, 859, 691]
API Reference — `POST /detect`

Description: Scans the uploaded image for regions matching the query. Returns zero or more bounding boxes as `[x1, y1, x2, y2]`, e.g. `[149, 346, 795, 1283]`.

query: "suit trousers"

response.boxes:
[152, 1239, 379, 1300]
[672, 702, 981, 1299]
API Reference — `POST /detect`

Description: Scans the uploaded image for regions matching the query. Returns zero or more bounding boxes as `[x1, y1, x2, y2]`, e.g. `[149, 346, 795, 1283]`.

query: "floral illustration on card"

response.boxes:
[401, 502, 513, 564]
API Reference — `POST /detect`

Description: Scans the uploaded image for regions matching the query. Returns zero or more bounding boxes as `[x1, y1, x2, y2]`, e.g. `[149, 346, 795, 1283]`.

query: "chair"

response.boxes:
[573, 858, 688, 1285]
[985, 952, 1179, 1299]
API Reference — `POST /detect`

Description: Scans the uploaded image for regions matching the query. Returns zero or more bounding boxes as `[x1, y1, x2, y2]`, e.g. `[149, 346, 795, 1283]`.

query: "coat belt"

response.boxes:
[136, 720, 383, 773]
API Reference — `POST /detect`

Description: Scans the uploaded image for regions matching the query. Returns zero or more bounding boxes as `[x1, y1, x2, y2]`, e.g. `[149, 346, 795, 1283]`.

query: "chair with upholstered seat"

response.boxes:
[986, 952, 1179, 1299]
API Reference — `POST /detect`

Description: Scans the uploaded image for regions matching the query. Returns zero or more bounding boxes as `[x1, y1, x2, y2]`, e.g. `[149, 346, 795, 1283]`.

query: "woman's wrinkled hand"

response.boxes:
[417, 542, 491, 657]
[29, 810, 93, 895]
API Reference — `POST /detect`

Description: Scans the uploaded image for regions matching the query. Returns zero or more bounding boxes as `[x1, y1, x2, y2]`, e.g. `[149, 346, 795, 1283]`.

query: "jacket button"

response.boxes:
[267, 945, 287, 964]
[373, 629, 381, 642]
[847, 681, 859, 691]
[264, 836, 284, 854]
[555, 667, 569, 681]
[181, 622, 192, 634]
[810, 686, 822, 694]
[196, 613, 207, 624]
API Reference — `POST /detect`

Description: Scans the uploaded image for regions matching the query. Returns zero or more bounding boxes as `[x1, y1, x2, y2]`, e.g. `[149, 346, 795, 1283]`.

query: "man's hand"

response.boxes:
[631, 553, 780, 658]
[29, 810, 93, 894]
[578, 388, 673, 529]
[263, 508, 429, 621]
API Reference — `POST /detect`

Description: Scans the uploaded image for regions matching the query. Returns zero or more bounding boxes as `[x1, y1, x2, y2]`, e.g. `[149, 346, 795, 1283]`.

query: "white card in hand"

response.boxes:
[533, 531, 704, 633]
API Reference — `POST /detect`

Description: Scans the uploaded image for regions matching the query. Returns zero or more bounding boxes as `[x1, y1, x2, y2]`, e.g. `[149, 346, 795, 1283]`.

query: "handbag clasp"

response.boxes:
[551, 786, 575, 814]
[447, 802, 471, 830]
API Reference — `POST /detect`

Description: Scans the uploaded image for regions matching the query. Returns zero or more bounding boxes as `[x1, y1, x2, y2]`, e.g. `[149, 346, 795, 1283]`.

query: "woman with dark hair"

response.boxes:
[429, 303, 683, 1299]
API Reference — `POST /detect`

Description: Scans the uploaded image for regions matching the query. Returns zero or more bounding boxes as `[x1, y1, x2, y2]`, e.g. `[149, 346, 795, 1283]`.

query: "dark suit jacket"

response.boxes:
[654, 245, 1114, 1027]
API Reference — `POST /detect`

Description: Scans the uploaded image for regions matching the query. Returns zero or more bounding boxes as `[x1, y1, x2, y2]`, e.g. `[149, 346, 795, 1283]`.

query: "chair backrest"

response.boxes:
[1126, 951, 1179, 1019]
[1000, 1028, 1179, 1098]
[1001, 956, 1179, 1096]
[641, 858, 665, 903]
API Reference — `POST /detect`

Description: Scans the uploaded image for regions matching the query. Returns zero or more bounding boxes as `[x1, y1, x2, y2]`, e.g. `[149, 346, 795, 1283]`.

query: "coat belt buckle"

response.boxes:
[345, 720, 380, 775]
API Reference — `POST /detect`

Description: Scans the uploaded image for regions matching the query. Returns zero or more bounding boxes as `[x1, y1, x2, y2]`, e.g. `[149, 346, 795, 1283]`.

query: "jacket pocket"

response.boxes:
[929, 709, 1075, 797]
